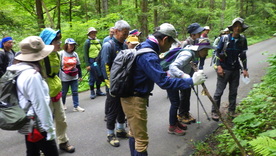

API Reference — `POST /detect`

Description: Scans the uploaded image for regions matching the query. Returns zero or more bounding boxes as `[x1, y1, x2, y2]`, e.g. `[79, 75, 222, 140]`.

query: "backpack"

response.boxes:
[211, 34, 245, 69]
[109, 48, 155, 97]
[160, 47, 194, 71]
[0, 70, 29, 130]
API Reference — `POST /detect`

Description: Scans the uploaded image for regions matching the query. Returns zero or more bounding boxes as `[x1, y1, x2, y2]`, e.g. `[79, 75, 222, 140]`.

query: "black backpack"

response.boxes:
[0, 70, 29, 130]
[109, 48, 155, 97]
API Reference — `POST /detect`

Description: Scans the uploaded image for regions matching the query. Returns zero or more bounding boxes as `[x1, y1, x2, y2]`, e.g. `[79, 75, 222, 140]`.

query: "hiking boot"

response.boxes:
[228, 111, 238, 118]
[73, 106, 85, 112]
[211, 112, 219, 121]
[59, 141, 75, 153]
[107, 134, 120, 147]
[184, 113, 196, 123]
[177, 115, 191, 124]
[176, 121, 187, 130]
[90, 90, 96, 99]
[96, 89, 106, 96]
[116, 129, 129, 138]
[168, 125, 186, 136]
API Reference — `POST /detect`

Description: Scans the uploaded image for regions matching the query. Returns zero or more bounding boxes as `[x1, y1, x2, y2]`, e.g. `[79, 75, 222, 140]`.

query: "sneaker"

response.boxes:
[59, 141, 75, 153]
[177, 115, 191, 124]
[211, 112, 219, 121]
[228, 111, 238, 118]
[63, 105, 67, 111]
[168, 125, 186, 136]
[116, 129, 129, 138]
[176, 122, 187, 130]
[90, 90, 96, 99]
[73, 106, 85, 112]
[96, 89, 106, 96]
[184, 113, 196, 123]
[107, 134, 120, 147]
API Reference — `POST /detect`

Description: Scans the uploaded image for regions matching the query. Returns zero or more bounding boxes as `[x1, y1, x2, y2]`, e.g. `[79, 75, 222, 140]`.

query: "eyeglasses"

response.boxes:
[52, 40, 62, 45]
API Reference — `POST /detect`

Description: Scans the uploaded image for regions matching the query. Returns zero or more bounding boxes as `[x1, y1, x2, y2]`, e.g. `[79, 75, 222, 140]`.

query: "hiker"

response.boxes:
[129, 29, 142, 37]
[83, 27, 106, 99]
[201, 26, 211, 38]
[39, 28, 75, 153]
[223, 27, 230, 34]
[59, 38, 85, 112]
[100, 20, 130, 147]
[120, 23, 206, 156]
[11, 36, 58, 156]
[126, 35, 140, 49]
[166, 38, 214, 135]
[0, 36, 15, 78]
[103, 27, 115, 43]
[211, 17, 249, 120]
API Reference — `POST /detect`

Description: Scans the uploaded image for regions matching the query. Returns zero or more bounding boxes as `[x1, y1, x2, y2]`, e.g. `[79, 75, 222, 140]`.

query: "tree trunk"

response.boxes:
[221, 0, 226, 29]
[42, 0, 55, 28]
[96, 0, 101, 15]
[56, 0, 61, 30]
[69, 0, 72, 27]
[118, 0, 122, 5]
[140, 0, 148, 39]
[35, 0, 45, 29]
[153, 0, 158, 28]
[102, 0, 108, 16]
[240, 0, 244, 18]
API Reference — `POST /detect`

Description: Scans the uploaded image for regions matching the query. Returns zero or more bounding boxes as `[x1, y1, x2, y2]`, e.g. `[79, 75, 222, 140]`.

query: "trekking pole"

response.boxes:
[196, 85, 201, 128]
[191, 86, 211, 121]
[78, 70, 89, 86]
[190, 61, 247, 156]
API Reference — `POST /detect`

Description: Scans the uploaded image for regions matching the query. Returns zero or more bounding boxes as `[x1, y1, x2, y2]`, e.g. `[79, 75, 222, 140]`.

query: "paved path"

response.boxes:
[0, 37, 275, 156]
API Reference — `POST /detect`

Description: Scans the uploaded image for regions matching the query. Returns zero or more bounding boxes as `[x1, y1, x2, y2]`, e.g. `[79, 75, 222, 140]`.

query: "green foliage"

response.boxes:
[249, 136, 276, 156]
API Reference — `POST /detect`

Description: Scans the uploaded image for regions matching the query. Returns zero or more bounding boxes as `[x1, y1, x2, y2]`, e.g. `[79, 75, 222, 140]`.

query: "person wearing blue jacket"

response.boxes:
[120, 23, 206, 156]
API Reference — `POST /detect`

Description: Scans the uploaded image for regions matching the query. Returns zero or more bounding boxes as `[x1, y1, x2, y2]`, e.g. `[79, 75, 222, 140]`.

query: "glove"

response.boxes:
[192, 70, 206, 85]
[46, 129, 56, 141]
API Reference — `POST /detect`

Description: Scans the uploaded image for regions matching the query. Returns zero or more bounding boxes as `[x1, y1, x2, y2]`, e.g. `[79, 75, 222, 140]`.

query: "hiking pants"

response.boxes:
[88, 58, 102, 89]
[61, 80, 79, 108]
[25, 132, 59, 156]
[106, 92, 125, 130]
[213, 69, 240, 112]
[49, 99, 69, 144]
[178, 88, 192, 116]
[121, 96, 149, 153]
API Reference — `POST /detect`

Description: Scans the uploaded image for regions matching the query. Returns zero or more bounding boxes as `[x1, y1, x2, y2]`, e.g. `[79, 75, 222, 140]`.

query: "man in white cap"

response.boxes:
[83, 27, 106, 99]
[120, 23, 206, 156]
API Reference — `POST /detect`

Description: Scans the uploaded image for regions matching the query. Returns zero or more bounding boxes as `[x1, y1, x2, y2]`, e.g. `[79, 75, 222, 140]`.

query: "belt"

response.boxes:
[133, 92, 153, 97]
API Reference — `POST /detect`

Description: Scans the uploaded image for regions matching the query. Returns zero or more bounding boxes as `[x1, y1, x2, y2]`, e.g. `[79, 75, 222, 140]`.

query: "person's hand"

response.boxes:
[86, 66, 91, 71]
[78, 78, 83, 81]
[181, 73, 191, 79]
[242, 70, 249, 78]
[192, 70, 206, 85]
[217, 65, 224, 77]
[46, 130, 56, 141]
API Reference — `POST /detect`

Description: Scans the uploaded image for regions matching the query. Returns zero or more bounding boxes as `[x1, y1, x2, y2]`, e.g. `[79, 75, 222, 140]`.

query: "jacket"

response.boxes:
[83, 38, 102, 66]
[7, 62, 55, 135]
[133, 36, 194, 95]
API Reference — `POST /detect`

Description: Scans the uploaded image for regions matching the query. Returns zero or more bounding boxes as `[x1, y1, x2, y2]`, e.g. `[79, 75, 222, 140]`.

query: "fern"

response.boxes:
[249, 136, 276, 156]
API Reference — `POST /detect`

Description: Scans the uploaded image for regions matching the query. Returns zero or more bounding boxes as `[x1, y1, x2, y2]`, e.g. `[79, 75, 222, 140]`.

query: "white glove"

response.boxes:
[181, 73, 191, 79]
[192, 70, 206, 85]
[46, 129, 56, 141]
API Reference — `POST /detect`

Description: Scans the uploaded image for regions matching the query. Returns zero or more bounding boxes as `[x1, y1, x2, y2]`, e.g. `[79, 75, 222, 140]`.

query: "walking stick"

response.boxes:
[78, 70, 89, 86]
[190, 61, 246, 156]
[191, 86, 211, 121]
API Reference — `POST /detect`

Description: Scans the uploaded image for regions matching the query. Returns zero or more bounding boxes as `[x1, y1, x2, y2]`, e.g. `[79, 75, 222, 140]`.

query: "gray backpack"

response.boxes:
[109, 48, 155, 97]
[0, 70, 29, 130]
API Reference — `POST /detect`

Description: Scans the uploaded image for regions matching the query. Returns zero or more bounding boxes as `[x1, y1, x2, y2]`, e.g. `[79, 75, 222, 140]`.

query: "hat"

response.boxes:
[228, 17, 249, 32]
[204, 26, 210, 30]
[65, 38, 77, 45]
[187, 23, 205, 34]
[126, 36, 139, 44]
[15, 36, 54, 62]
[87, 27, 97, 35]
[157, 23, 180, 44]
[195, 38, 215, 51]
[0, 36, 13, 49]
[129, 29, 141, 36]
[223, 28, 229, 32]
[39, 28, 61, 45]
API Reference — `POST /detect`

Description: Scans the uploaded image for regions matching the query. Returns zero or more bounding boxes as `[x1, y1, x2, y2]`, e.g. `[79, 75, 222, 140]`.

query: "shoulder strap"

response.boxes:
[136, 48, 156, 55]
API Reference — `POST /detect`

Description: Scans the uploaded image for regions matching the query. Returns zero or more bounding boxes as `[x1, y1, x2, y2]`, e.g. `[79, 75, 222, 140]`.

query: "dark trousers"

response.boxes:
[178, 88, 192, 116]
[106, 92, 125, 130]
[25, 132, 59, 156]
[89, 58, 102, 89]
[213, 69, 240, 112]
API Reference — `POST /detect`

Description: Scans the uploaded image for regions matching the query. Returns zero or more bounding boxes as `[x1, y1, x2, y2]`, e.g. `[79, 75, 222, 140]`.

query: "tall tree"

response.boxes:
[102, 0, 108, 16]
[96, 0, 101, 15]
[153, 0, 158, 28]
[36, 0, 45, 28]
[56, 0, 61, 29]
[140, 0, 148, 38]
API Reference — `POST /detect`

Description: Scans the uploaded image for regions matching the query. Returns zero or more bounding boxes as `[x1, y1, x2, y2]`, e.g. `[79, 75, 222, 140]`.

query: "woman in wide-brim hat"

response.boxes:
[7, 36, 59, 156]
